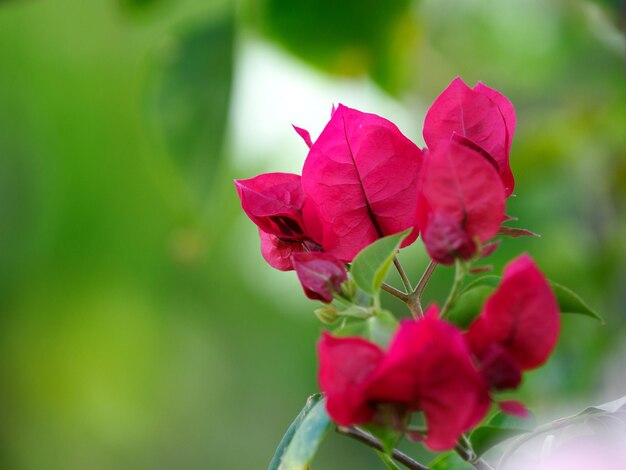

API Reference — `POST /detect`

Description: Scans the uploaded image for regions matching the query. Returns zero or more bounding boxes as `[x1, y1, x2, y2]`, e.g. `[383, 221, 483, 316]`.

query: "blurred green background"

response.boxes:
[0, 0, 624, 468]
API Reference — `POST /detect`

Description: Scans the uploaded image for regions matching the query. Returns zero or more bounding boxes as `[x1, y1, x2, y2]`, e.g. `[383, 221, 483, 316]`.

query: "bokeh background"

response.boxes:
[0, 0, 625, 468]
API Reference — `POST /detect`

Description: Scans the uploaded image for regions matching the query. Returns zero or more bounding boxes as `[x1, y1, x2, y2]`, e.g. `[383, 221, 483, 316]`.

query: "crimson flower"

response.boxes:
[466, 254, 560, 391]
[416, 139, 506, 264]
[423, 77, 516, 196]
[234, 173, 321, 270]
[318, 308, 489, 451]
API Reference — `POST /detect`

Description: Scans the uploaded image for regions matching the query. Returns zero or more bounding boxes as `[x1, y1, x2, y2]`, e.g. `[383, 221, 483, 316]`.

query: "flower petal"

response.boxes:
[301, 104, 423, 261]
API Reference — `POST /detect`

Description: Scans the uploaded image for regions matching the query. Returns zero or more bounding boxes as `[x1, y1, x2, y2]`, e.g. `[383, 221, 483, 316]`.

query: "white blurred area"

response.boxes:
[228, 39, 424, 174]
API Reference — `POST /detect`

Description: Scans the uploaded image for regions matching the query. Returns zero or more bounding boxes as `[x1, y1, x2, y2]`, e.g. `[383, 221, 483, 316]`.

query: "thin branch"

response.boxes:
[393, 257, 413, 293]
[404, 261, 438, 319]
[455, 440, 494, 470]
[440, 259, 465, 318]
[337, 426, 429, 470]
[382, 283, 409, 301]
[412, 260, 437, 300]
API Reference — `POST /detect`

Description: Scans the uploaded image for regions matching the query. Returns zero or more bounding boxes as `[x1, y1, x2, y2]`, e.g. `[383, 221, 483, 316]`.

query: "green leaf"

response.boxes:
[550, 281, 604, 323]
[375, 451, 401, 470]
[258, 0, 416, 95]
[333, 310, 399, 348]
[453, 276, 604, 325]
[429, 452, 473, 470]
[269, 394, 332, 470]
[365, 423, 402, 456]
[350, 230, 411, 296]
[268, 394, 322, 469]
[469, 411, 536, 457]
[577, 395, 626, 416]
[147, 14, 234, 201]
[446, 285, 495, 329]
[461, 275, 501, 293]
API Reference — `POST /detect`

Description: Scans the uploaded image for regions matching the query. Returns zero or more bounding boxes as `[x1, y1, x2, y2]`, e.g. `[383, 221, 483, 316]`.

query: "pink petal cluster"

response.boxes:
[416, 140, 505, 264]
[319, 308, 489, 451]
[466, 254, 560, 391]
[423, 77, 516, 196]
[235, 77, 515, 274]
[318, 255, 560, 450]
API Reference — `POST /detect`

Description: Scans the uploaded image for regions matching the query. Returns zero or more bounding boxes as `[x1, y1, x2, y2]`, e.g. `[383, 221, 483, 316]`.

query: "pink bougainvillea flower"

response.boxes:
[318, 307, 489, 451]
[416, 139, 506, 264]
[466, 254, 560, 391]
[292, 252, 347, 303]
[368, 308, 489, 451]
[423, 77, 516, 196]
[234, 172, 307, 241]
[301, 104, 423, 262]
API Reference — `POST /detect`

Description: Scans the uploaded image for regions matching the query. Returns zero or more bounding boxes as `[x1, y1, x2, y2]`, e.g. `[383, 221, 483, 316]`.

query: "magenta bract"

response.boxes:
[293, 125, 313, 148]
[417, 140, 506, 264]
[301, 104, 423, 262]
[235, 172, 307, 241]
[466, 254, 560, 389]
[292, 252, 347, 303]
[423, 77, 516, 196]
[318, 333, 384, 426]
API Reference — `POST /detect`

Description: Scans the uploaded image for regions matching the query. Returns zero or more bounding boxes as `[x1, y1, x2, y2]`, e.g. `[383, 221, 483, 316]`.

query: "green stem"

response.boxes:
[337, 426, 429, 470]
[382, 283, 409, 301]
[402, 260, 438, 319]
[440, 259, 465, 318]
[393, 257, 413, 293]
[454, 438, 494, 470]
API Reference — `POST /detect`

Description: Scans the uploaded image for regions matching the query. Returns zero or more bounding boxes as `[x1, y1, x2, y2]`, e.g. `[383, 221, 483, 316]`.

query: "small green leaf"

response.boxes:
[375, 451, 401, 470]
[268, 394, 322, 470]
[497, 226, 540, 238]
[350, 230, 411, 295]
[447, 285, 495, 329]
[365, 424, 402, 455]
[271, 395, 332, 470]
[333, 310, 398, 348]
[268, 394, 332, 470]
[550, 281, 604, 323]
[429, 452, 473, 470]
[469, 411, 536, 457]
[461, 275, 501, 293]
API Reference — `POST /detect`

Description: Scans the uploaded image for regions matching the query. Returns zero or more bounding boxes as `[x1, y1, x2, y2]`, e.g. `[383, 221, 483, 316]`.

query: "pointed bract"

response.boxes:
[424, 78, 516, 195]
[317, 332, 384, 426]
[292, 125, 313, 148]
[498, 400, 529, 418]
[292, 252, 347, 303]
[235, 173, 307, 241]
[467, 254, 560, 389]
[302, 104, 423, 262]
[417, 140, 506, 264]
